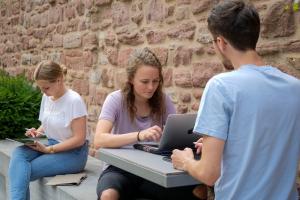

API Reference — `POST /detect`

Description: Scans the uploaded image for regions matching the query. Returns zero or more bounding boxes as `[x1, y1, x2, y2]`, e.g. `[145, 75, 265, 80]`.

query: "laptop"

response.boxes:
[133, 113, 201, 156]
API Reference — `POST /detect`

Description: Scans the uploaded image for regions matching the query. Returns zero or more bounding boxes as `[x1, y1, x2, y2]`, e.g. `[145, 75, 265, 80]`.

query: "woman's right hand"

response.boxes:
[139, 125, 162, 142]
[25, 128, 42, 138]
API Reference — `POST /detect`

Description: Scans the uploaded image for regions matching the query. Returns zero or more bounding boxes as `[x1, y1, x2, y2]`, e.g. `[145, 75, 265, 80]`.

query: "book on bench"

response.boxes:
[46, 172, 87, 186]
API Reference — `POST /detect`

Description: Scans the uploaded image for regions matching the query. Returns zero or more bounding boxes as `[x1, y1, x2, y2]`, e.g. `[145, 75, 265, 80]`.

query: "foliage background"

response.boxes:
[0, 70, 42, 139]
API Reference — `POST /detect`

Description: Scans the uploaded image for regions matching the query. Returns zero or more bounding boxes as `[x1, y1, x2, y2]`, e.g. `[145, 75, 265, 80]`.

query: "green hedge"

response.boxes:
[0, 70, 42, 139]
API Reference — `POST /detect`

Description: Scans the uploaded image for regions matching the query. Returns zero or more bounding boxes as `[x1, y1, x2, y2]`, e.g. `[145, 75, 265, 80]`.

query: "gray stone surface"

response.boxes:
[97, 148, 200, 188]
[0, 139, 102, 200]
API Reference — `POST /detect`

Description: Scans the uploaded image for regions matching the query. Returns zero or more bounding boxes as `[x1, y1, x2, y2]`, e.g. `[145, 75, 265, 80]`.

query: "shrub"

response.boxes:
[0, 70, 42, 139]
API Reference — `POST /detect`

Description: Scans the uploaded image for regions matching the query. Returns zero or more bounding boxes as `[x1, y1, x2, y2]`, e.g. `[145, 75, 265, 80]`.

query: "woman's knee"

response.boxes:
[99, 188, 119, 200]
[11, 145, 40, 161]
[9, 147, 28, 167]
[11, 146, 26, 157]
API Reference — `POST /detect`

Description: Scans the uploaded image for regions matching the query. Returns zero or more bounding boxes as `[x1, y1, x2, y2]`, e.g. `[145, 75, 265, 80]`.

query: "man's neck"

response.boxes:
[230, 50, 265, 70]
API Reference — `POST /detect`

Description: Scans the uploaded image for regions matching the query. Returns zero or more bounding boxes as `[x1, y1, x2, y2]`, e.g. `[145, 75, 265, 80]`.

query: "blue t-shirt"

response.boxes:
[194, 65, 300, 200]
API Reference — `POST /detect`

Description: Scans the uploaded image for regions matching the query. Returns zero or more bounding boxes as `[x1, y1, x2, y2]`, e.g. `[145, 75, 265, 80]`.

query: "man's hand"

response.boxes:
[194, 137, 203, 154]
[171, 148, 194, 171]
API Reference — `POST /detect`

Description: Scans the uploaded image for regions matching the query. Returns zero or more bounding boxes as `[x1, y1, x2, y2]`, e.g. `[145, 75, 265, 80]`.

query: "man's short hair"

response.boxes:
[207, 0, 260, 51]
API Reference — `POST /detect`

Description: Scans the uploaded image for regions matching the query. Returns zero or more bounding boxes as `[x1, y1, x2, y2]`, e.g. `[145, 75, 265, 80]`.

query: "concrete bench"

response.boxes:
[0, 139, 102, 200]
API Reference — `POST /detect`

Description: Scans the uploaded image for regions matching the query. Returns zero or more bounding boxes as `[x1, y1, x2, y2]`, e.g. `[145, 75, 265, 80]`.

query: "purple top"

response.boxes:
[99, 90, 176, 135]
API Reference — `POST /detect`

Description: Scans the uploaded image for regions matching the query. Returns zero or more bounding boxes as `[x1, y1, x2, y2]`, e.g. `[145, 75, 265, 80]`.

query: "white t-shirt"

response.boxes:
[39, 89, 87, 142]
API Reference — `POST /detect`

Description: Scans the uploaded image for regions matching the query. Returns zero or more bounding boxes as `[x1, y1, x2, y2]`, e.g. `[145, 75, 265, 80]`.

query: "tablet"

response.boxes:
[7, 138, 37, 146]
[17, 138, 37, 146]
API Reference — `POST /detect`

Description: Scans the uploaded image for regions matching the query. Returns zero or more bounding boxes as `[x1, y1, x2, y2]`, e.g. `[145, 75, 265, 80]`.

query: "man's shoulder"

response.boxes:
[213, 70, 240, 79]
[208, 71, 239, 86]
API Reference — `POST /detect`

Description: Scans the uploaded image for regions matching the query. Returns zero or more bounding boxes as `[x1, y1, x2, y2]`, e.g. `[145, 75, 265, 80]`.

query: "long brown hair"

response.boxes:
[122, 47, 165, 124]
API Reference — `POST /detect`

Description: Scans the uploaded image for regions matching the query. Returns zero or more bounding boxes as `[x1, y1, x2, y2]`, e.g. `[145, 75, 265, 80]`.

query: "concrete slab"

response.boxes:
[0, 139, 103, 200]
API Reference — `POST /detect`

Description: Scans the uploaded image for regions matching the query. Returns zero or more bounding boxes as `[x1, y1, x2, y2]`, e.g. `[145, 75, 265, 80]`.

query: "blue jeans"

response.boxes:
[8, 139, 88, 200]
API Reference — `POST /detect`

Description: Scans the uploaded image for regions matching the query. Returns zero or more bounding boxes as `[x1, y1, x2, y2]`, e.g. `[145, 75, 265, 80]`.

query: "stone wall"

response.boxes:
[0, 0, 299, 137]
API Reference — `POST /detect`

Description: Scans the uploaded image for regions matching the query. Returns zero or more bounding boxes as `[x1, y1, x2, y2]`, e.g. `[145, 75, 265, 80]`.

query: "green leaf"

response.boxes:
[0, 70, 42, 139]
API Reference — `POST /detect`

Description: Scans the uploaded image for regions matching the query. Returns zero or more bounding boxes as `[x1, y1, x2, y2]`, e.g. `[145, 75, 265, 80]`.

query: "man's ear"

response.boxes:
[216, 36, 227, 53]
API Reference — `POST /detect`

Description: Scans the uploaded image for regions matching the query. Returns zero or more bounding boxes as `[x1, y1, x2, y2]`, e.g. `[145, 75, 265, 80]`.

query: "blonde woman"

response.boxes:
[8, 61, 88, 200]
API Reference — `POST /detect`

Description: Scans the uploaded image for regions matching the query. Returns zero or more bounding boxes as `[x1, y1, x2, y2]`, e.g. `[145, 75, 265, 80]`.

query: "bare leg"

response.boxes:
[100, 188, 119, 200]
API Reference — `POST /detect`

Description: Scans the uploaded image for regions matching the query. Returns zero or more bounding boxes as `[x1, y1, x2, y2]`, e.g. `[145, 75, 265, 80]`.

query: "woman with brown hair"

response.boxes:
[94, 48, 197, 200]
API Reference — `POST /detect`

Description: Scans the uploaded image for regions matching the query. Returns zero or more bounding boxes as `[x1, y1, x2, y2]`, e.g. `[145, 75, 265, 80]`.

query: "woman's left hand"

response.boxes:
[27, 141, 50, 154]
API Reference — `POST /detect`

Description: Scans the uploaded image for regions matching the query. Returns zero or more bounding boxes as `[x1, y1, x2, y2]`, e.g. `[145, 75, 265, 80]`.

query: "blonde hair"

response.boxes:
[34, 61, 67, 82]
[122, 47, 165, 124]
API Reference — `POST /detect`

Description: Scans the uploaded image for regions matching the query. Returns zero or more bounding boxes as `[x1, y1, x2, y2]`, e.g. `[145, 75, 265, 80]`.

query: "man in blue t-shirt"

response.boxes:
[171, 1, 300, 199]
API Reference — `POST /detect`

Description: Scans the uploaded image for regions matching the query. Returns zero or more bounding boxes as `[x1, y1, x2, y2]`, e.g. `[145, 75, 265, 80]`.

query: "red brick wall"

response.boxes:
[0, 0, 299, 136]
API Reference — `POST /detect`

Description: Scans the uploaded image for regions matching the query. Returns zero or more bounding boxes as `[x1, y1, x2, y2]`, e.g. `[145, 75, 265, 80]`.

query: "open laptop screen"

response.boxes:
[133, 114, 201, 155]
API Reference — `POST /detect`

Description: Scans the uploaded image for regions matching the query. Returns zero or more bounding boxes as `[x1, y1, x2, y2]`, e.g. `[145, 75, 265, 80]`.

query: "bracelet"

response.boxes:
[137, 131, 141, 142]
[89, 143, 95, 150]
[49, 145, 55, 154]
